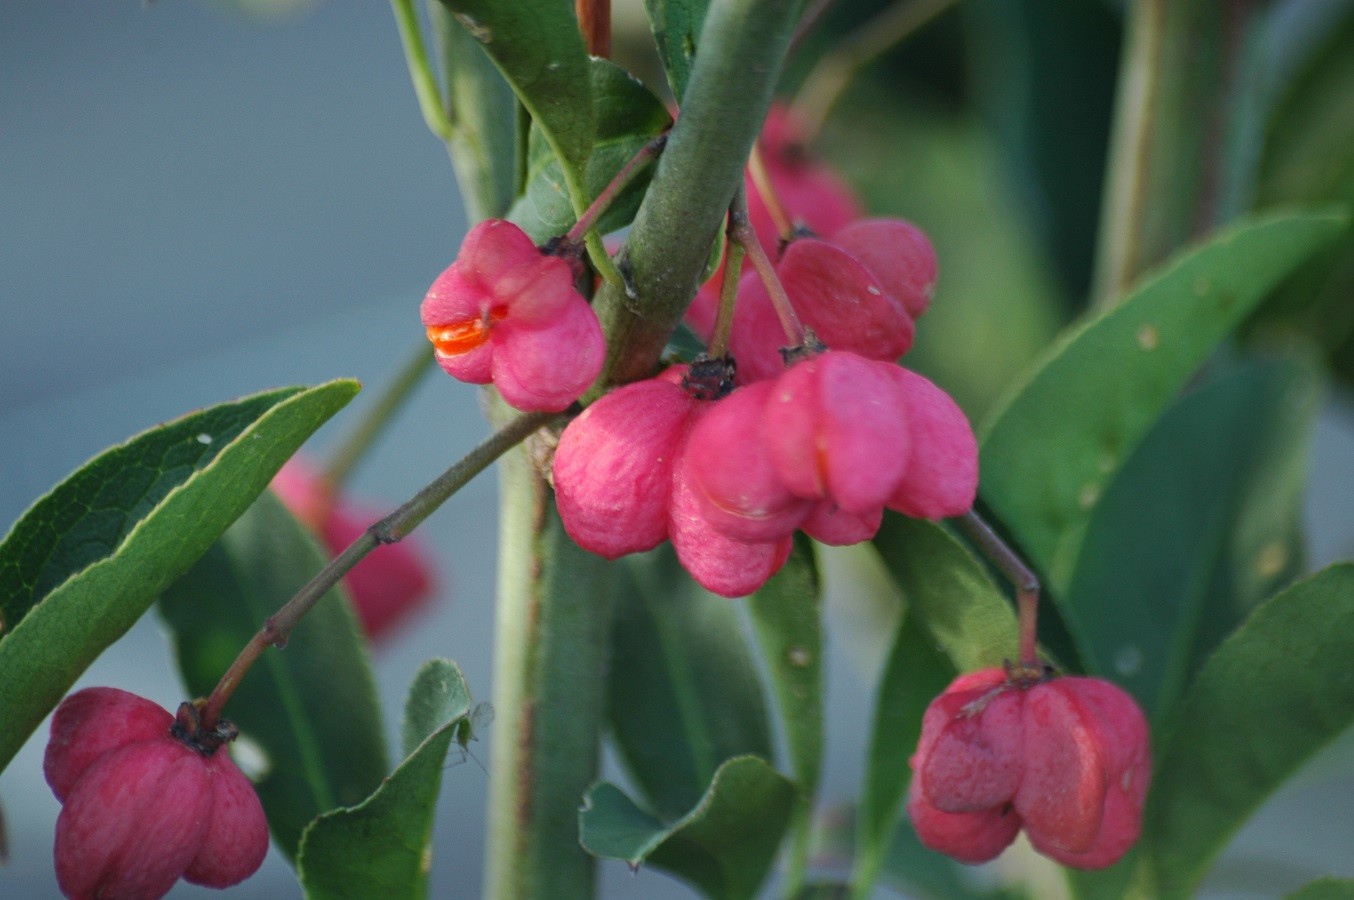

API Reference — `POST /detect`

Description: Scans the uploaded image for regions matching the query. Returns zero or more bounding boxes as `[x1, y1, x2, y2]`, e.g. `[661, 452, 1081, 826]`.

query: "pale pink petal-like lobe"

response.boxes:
[885, 368, 978, 520]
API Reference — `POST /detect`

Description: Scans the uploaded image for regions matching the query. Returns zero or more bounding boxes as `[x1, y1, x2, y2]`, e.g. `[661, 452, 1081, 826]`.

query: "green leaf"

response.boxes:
[297, 659, 474, 899]
[579, 756, 796, 900]
[748, 535, 822, 802]
[510, 58, 672, 242]
[871, 514, 1020, 672]
[1062, 357, 1320, 721]
[158, 490, 388, 859]
[748, 535, 821, 889]
[430, 2, 519, 221]
[435, 0, 594, 194]
[1255, 13, 1354, 389]
[643, 0, 710, 101]
[1145, 564, 1354, 896]
[853, 610, 957, 897]
[1287, 877, 1354, 900]
[0, 380, 358, 775]
[980, 210, 1345, 589]
[608, 546, 772, 820]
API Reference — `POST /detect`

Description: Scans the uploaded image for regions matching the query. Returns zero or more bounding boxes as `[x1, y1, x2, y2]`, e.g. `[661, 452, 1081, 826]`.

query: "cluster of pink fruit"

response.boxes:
[421, 107, 976, 597]
[38, 108, 1147, 900]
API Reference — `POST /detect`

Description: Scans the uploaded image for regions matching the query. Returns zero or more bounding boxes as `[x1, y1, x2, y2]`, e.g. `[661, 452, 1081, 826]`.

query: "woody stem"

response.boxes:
[565, 133, 669, 246]
[955, 510, 1041, 670]
[730, 196, 807, 347]
[197, 408, 563, 731]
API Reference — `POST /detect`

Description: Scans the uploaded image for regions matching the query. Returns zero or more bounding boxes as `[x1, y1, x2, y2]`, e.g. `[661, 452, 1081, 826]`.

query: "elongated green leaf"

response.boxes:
[510, 58, 672, 242]
[430, 2, 519, 221]
[748, 535, 821, 803]
[1146, 564, 1354, 896]
[980, 210, 1345, 589]
[1063, 357, 1320, 721]
[1288, 878, 1354, 900]
[748, 535, 821, 888]
[853, 610, 956, 897]
[580, 756, 795, 900]
[297, 659, 473, 899]
[158, 491, 388, 859]
[436, 0, 593, 190]
[0, 380, 358, 775]
[871, 514, 1020, 672]
[643, 0, 711, 101]
[608, 546, 772, 820]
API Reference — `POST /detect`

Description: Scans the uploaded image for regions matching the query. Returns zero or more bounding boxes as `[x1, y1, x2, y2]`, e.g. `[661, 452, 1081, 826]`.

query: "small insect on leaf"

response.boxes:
[447, 702, 495, 772]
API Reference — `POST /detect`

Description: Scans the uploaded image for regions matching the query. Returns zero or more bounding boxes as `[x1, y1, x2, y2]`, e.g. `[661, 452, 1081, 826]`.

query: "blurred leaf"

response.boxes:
[964, 0, 1121, 303]
[297, 659, 473, 899]
[1145, 564, 1354, 895]
[608, 546, 772, 820]
[980, 209, 1345, 590]
[0, 380, 358, 775]
[1062, 357, 1320, 721]
[510, 59, 672, 242]
[1255, 12, 1354, 387]
[748, 535, 822, 801]
[158, 490, 388, 859]
[871, 514, 1020, 672]
[435, 0, 594, 184]
[579, 756, 795, 900]
[748, 535, 821, 884]
[1288, 877, 1354, 900]
[643, 0, 710, 100]
[852, 610, 956, 896]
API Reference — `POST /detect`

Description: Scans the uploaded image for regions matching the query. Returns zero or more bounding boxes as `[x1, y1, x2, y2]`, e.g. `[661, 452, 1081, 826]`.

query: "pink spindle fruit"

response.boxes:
[907, 668, 1151, 869]
[421, 218, 605, 412]
[553, 365, 791, 597]
[45, 688, 269, 899]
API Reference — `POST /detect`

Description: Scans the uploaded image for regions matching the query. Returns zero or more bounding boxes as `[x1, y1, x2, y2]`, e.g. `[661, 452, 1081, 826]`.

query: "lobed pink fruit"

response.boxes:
[45, 688, 269, 899]
[420, 218, 605, 412]
[832, 218, 937, 320]
[272, 459, 436, 641]
[761, 352, 912, 515]
[883, 368, 979, 520]
[908, 668, 1151, 870]
[553, 366, 793, 597]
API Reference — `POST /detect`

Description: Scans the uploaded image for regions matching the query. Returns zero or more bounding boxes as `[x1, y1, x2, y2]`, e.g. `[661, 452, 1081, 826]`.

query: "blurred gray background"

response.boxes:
[3, 2, 1354, 898]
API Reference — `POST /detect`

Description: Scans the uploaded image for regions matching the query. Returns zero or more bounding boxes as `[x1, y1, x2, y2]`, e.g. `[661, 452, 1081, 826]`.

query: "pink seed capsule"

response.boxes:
[45, 688, 269, 899]
[908, 668, 1151, 870]
[421, 218, 605, 412]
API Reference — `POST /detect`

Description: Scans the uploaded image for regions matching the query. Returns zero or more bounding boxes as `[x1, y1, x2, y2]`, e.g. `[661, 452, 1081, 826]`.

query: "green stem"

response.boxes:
[708, 199, 746, 359]
[564, 133, 668, 246]
[1092, 0, 1273, 308]
[955, 511, 1041, 672]
[391, 0, 455, 142]
[321, 343, 436, 494]
[592, 0, 810, 388]
[198, 409, 559, 731]
[485, 398, 613, 900]
[731, 200, 807, 346]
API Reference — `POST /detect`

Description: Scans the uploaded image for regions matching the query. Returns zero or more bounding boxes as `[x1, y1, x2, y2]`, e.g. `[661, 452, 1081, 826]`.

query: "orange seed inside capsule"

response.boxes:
[426, 308, 507, 356]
